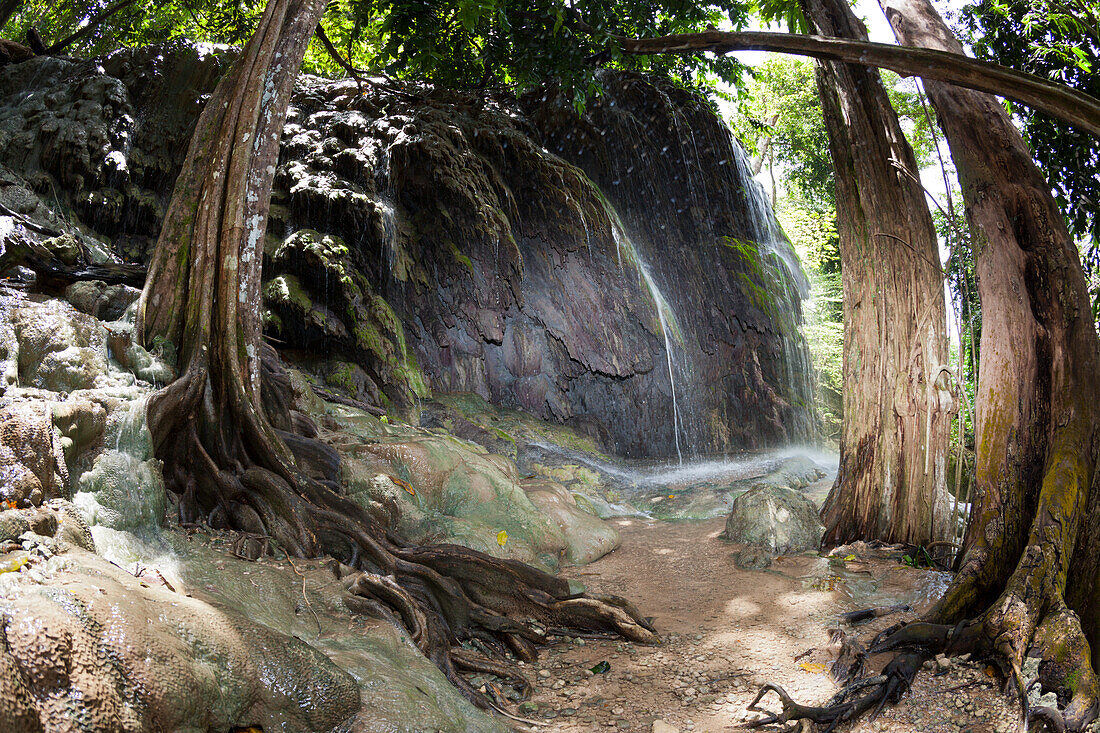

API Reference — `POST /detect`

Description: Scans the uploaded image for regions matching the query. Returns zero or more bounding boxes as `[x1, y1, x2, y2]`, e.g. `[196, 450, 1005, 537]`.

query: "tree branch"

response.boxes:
[45, 0, 137, 55]
[0, 0, 21, 30]
[607, 29, 1100, 138]
[316, 24, 366, 80]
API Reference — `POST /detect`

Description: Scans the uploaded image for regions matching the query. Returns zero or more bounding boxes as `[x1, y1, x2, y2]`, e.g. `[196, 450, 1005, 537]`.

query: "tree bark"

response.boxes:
[136, 0, 656, 711]
[604, 29, 1100, 138]
[803, 0, 954, 546]
[0, 0, 21, 30]
[876, 0, 1100, 728]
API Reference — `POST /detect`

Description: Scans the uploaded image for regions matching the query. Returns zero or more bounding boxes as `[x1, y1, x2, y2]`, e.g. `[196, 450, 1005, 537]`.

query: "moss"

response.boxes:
[447, 239, 475, 274]
[265, 274, 313, 312]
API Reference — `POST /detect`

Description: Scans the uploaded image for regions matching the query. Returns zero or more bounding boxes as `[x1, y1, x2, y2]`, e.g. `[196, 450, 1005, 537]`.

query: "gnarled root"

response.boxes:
[745, 654, 923, 733]
[148, 345, 659, 710]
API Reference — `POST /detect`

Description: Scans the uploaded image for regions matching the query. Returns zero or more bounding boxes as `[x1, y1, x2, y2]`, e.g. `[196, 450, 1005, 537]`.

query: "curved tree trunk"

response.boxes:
[136, 0, 656, 712]
[747, 3, 1100, 730]
[804, 0, 954, 547]
[606, 29, 1100, 138]
[878, 0, 1100, 727]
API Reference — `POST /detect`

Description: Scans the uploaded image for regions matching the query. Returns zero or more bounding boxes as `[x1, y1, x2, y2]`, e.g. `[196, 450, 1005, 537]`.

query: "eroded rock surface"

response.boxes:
[0, 45, 815, 460]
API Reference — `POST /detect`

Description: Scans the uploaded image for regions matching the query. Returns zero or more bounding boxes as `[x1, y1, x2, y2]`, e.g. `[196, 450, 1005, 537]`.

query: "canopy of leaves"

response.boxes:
[1, 0, 264, 55]
[324, 0, 753, 103]
[3, 0, 764, 107]
[730, 56, 934, 212]
[961, 0, 1100, 247]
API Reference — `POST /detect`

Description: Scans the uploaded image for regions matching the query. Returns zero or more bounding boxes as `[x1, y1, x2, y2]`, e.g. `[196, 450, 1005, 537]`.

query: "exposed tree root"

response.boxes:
[149, 346, 658, 710]
[748, 574, 1100, 731]
[745, 654, 922, 732]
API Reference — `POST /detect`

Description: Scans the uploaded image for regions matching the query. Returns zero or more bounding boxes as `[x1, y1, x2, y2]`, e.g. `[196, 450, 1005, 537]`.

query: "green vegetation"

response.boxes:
[961, 0, 1099, 249]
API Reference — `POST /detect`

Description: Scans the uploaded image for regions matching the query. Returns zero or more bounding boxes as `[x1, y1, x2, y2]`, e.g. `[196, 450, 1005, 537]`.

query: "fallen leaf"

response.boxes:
[799, 662, 827, 674]
[497, 530, 508, 547]
[590, 660, 611, 674]
[390, 476, 416, 496]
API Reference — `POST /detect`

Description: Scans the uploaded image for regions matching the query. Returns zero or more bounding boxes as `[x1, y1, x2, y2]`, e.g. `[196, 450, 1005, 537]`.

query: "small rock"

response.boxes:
[652, 721, 680, 733]
[936, 654, 954, 672]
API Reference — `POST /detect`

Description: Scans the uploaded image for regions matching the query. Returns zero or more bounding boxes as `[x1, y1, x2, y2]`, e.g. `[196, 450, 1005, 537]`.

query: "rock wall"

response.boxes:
[0, 46, 815, 459]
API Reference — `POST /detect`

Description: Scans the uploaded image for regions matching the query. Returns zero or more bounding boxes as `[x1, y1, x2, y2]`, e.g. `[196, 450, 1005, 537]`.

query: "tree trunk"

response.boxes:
[136, 0, 656, 711]
[0, 0, 21, 30]
[748, 3, 1100, 730]
[604, 29, 1100, 137]
[804, 0, 954, 546]
[878, 0, 1100, 727]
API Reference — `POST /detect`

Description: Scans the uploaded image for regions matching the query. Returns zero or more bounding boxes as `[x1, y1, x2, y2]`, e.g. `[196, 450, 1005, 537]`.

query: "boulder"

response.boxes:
[64, 279, 140, 321]
[522, 478, 620, 565]
[723, 483, 824, 555]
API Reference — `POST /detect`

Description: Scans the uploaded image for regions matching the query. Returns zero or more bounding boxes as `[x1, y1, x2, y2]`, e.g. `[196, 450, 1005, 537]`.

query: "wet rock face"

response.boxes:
[0, 46, 814, 459]
[272, 73, 815, 457]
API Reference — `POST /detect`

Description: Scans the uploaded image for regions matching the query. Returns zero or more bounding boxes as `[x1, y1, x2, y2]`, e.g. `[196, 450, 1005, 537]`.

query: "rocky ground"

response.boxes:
[507, 518, 1026, 733]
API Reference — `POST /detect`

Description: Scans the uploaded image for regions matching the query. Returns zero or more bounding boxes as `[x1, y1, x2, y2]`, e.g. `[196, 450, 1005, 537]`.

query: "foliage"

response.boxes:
[730, 57, 833, 206]
[960, 0, 1100, 249]
[2, 0, 765, 107]
[730, 57, 935, 210]
[1, 0, 264, 55]
[323, 0, 753, 101]
[777, 196, 842, 442]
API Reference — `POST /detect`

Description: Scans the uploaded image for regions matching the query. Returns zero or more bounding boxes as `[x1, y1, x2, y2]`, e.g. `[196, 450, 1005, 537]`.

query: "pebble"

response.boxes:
[652, 721, 680, 733]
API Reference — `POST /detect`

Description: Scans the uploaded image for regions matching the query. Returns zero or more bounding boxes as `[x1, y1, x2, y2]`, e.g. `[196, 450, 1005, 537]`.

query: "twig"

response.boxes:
[286, 555, 323, 636]
[487, 702, 545, 727]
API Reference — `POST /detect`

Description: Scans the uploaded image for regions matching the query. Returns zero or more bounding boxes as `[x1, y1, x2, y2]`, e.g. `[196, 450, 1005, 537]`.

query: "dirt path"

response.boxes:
[511, 518, 1022, 733]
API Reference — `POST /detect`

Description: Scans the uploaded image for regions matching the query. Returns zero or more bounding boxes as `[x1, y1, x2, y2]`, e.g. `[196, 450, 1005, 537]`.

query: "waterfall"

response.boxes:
[609, 219, 686, 464]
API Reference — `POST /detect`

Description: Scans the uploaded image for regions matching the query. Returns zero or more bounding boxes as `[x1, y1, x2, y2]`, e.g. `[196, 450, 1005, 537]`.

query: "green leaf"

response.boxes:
[590, 660, 611, 674]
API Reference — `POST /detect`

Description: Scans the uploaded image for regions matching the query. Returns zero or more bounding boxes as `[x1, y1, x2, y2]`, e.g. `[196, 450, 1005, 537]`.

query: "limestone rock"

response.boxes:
[0, 46, 818, 460]
[64, 279, 140, 321]
[41, 233, 82, 264]
[733, 546, 774, 570]
[522, 478, 620, 564]
[723, 483, 824, 554]
[12, 299, 111, 392]
[0, 549, 360, 733]
[0, 401, 69, 506]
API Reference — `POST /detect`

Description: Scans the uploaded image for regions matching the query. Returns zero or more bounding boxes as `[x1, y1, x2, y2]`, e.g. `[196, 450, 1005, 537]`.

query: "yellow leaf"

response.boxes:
[799, 662, 826, 674]
[0, 556, 29, 574]
[668, 494, 677, 499]
[497, 530, 508, 547]
[390, 475, 416, 496]
[844, 554, 857, 561]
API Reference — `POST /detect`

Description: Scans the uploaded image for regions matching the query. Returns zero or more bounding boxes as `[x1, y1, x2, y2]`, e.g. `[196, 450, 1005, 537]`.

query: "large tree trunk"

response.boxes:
[804, 0, 954, 546]
[878, 0, 1100, 727]
[136, 0, 655, 712]
[746, 3, 1100, 730]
